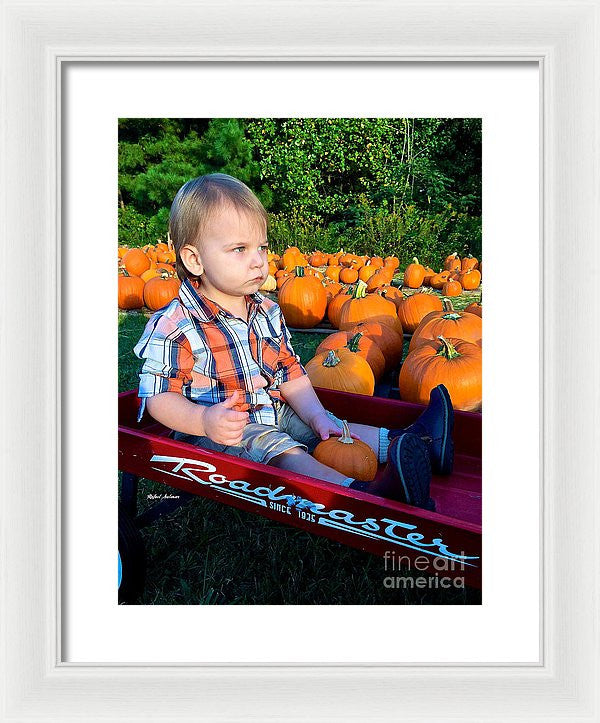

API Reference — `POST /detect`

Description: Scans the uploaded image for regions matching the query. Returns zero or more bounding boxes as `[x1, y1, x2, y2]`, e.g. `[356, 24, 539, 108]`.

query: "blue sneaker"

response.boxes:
[390, 384, 454, 475]
[370, 432, 435, 511]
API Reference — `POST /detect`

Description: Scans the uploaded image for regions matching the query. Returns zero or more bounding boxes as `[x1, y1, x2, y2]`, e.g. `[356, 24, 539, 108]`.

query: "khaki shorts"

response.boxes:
[173, 402, 344, 465]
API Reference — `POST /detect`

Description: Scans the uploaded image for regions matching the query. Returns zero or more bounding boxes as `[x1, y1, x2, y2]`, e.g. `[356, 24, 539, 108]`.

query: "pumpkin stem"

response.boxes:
[442, 312, 461, 320]
[442, 298, 455, 312]
[295, 265, 305, 277]
[436, 335, 461, 359]
[337, 420, 354, 444]
[351, 280, 368, 299]
[346, 332, 363, 353]
[322, 350, 341, 368]
[412, 256, 419, 264]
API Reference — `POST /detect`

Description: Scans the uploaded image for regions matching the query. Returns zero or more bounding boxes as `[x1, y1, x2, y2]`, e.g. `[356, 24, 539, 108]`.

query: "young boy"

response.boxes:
[134, 173, 454, 510]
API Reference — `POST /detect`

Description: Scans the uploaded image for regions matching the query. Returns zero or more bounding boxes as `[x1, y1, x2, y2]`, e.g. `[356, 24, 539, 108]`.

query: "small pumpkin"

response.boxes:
[313, 420, 378, 482]
[277, 265, 328, 328]
[458, 268, 481, 290]
[118, 271, 145, 310]
[143, 272, 180, 311]
[339, 267, 359, 284]
[309, 251, 328, 267]
[305, 348, 375, 396]
[122, 248, 151, 277]
[399, 336, 482, 412]
[442, 279, 462, 297]
[403, 257, 426, 289]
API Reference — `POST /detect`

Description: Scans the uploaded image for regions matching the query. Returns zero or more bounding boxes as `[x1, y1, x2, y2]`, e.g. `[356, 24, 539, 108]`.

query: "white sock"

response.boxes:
[378, 427, 390, 463]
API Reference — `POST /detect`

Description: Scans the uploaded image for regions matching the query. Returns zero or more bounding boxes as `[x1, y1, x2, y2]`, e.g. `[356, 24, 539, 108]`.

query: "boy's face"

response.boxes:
[181, 204, 269, 299]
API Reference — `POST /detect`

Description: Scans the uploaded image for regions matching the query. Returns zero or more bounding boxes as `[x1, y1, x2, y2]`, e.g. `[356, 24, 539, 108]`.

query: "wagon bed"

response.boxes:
[118, 387, 482, 589]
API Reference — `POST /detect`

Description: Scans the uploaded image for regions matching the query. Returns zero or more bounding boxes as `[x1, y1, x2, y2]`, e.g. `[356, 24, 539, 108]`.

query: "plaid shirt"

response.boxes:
[133, 278, 307, 425]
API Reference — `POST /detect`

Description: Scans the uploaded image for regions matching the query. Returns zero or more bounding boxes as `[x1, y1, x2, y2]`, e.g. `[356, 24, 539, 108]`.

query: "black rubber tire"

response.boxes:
[118, 506, 146, 604]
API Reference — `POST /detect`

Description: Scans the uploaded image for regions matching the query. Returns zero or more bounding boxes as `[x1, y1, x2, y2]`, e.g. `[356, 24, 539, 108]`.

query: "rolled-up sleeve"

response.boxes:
[133, 316, 194, 419]
[275, 315, 307, 384]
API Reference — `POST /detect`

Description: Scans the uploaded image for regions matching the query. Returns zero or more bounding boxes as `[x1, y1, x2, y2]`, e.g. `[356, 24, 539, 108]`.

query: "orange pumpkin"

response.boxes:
[140, 267, 162, 283]
[429, 270, 450, 290]
[349, 320, 404, 373]
[442, 280, 462, 297]
[422, 266, 436, 286]
[309, 251, 328, 267]
[276, 271, 293, 289]
[143, 272, 180, 311]
[322, 280, 343, 301]
[458, 268, 481, 290]
[465, 302, 482, 317]
[358, 264, 378, 283]
[461, 254, 479, 272]
[277, 265, 327, 328]
[339, 281, 402, 335]
[326, 288, 352, 328]
[396, 292, 444, 334]
[376, 284, 404, 310]
[122, 248, 151, 277]
[306, 348, 375, 396]
[325, 265, 342, 282]
[315, 331, 385, 382]
[443, 252, 461, 272]
[282, 247, 307, 270]
[313, 420, 378, 481]
[403, 257, 426, 289]
[399, 336, 482, 411]
[339, 267, 359, 284]
[365, 267, 394, 292]
[409, 301, 482, 350]
[118, 272, 145, 310]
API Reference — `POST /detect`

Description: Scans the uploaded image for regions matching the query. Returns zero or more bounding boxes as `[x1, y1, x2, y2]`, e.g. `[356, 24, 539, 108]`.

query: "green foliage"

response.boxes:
[118, 117, 481, 263]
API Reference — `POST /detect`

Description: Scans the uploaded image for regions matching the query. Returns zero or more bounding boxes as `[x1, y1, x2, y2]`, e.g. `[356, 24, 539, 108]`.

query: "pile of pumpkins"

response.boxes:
[302, 285, 482, 412]
[118, 242, 181, 312]
[401, 252, 482, 295]
[266, 247, 481, 331]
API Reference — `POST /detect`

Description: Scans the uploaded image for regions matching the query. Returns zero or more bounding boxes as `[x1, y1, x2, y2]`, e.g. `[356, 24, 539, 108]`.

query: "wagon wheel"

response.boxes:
[118, 506, 146, 604]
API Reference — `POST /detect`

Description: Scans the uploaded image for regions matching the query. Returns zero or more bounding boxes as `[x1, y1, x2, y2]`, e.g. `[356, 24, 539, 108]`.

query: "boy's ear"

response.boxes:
[180, 244, 204, 276]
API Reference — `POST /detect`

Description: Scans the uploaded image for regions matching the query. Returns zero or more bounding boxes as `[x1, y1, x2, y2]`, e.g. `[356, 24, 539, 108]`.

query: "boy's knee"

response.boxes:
[268, 446, 307, 466]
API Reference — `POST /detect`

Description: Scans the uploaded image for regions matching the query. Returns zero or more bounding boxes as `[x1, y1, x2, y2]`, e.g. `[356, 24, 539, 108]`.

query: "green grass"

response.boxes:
[118, 290, 482, 605]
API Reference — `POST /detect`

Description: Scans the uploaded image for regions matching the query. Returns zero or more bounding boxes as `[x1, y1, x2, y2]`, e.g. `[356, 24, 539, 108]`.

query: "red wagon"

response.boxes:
[118, 386, 482, 600]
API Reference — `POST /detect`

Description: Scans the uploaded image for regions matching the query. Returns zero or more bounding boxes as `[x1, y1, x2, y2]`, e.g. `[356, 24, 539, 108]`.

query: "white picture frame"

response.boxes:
[2, 0, 599, 719]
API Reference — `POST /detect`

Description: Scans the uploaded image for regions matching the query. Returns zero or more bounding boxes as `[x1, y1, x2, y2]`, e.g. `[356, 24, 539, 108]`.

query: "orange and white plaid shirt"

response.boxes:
[134, 278, 307, 425]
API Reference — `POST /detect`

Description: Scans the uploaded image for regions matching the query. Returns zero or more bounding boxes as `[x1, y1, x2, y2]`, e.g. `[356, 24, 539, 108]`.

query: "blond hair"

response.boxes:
[169, 173, 268, 280]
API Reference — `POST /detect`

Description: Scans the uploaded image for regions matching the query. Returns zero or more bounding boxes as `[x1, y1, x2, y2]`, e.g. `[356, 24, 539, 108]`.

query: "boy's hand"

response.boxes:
[309, 411, 361, 442]
[202, 390, 250, 446]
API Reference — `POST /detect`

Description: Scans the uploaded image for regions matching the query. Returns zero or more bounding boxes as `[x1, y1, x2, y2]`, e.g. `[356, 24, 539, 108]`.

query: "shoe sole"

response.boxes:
[436, 385, 455, 476]
[393, 434, 435, 511]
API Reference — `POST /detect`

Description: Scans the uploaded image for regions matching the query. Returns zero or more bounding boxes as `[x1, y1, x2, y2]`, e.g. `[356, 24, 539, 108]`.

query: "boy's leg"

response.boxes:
[268, 446, 352, 486]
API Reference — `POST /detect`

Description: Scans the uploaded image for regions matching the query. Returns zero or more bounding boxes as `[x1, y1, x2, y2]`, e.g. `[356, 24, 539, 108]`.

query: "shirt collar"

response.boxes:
[179, 278, 268, 323]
